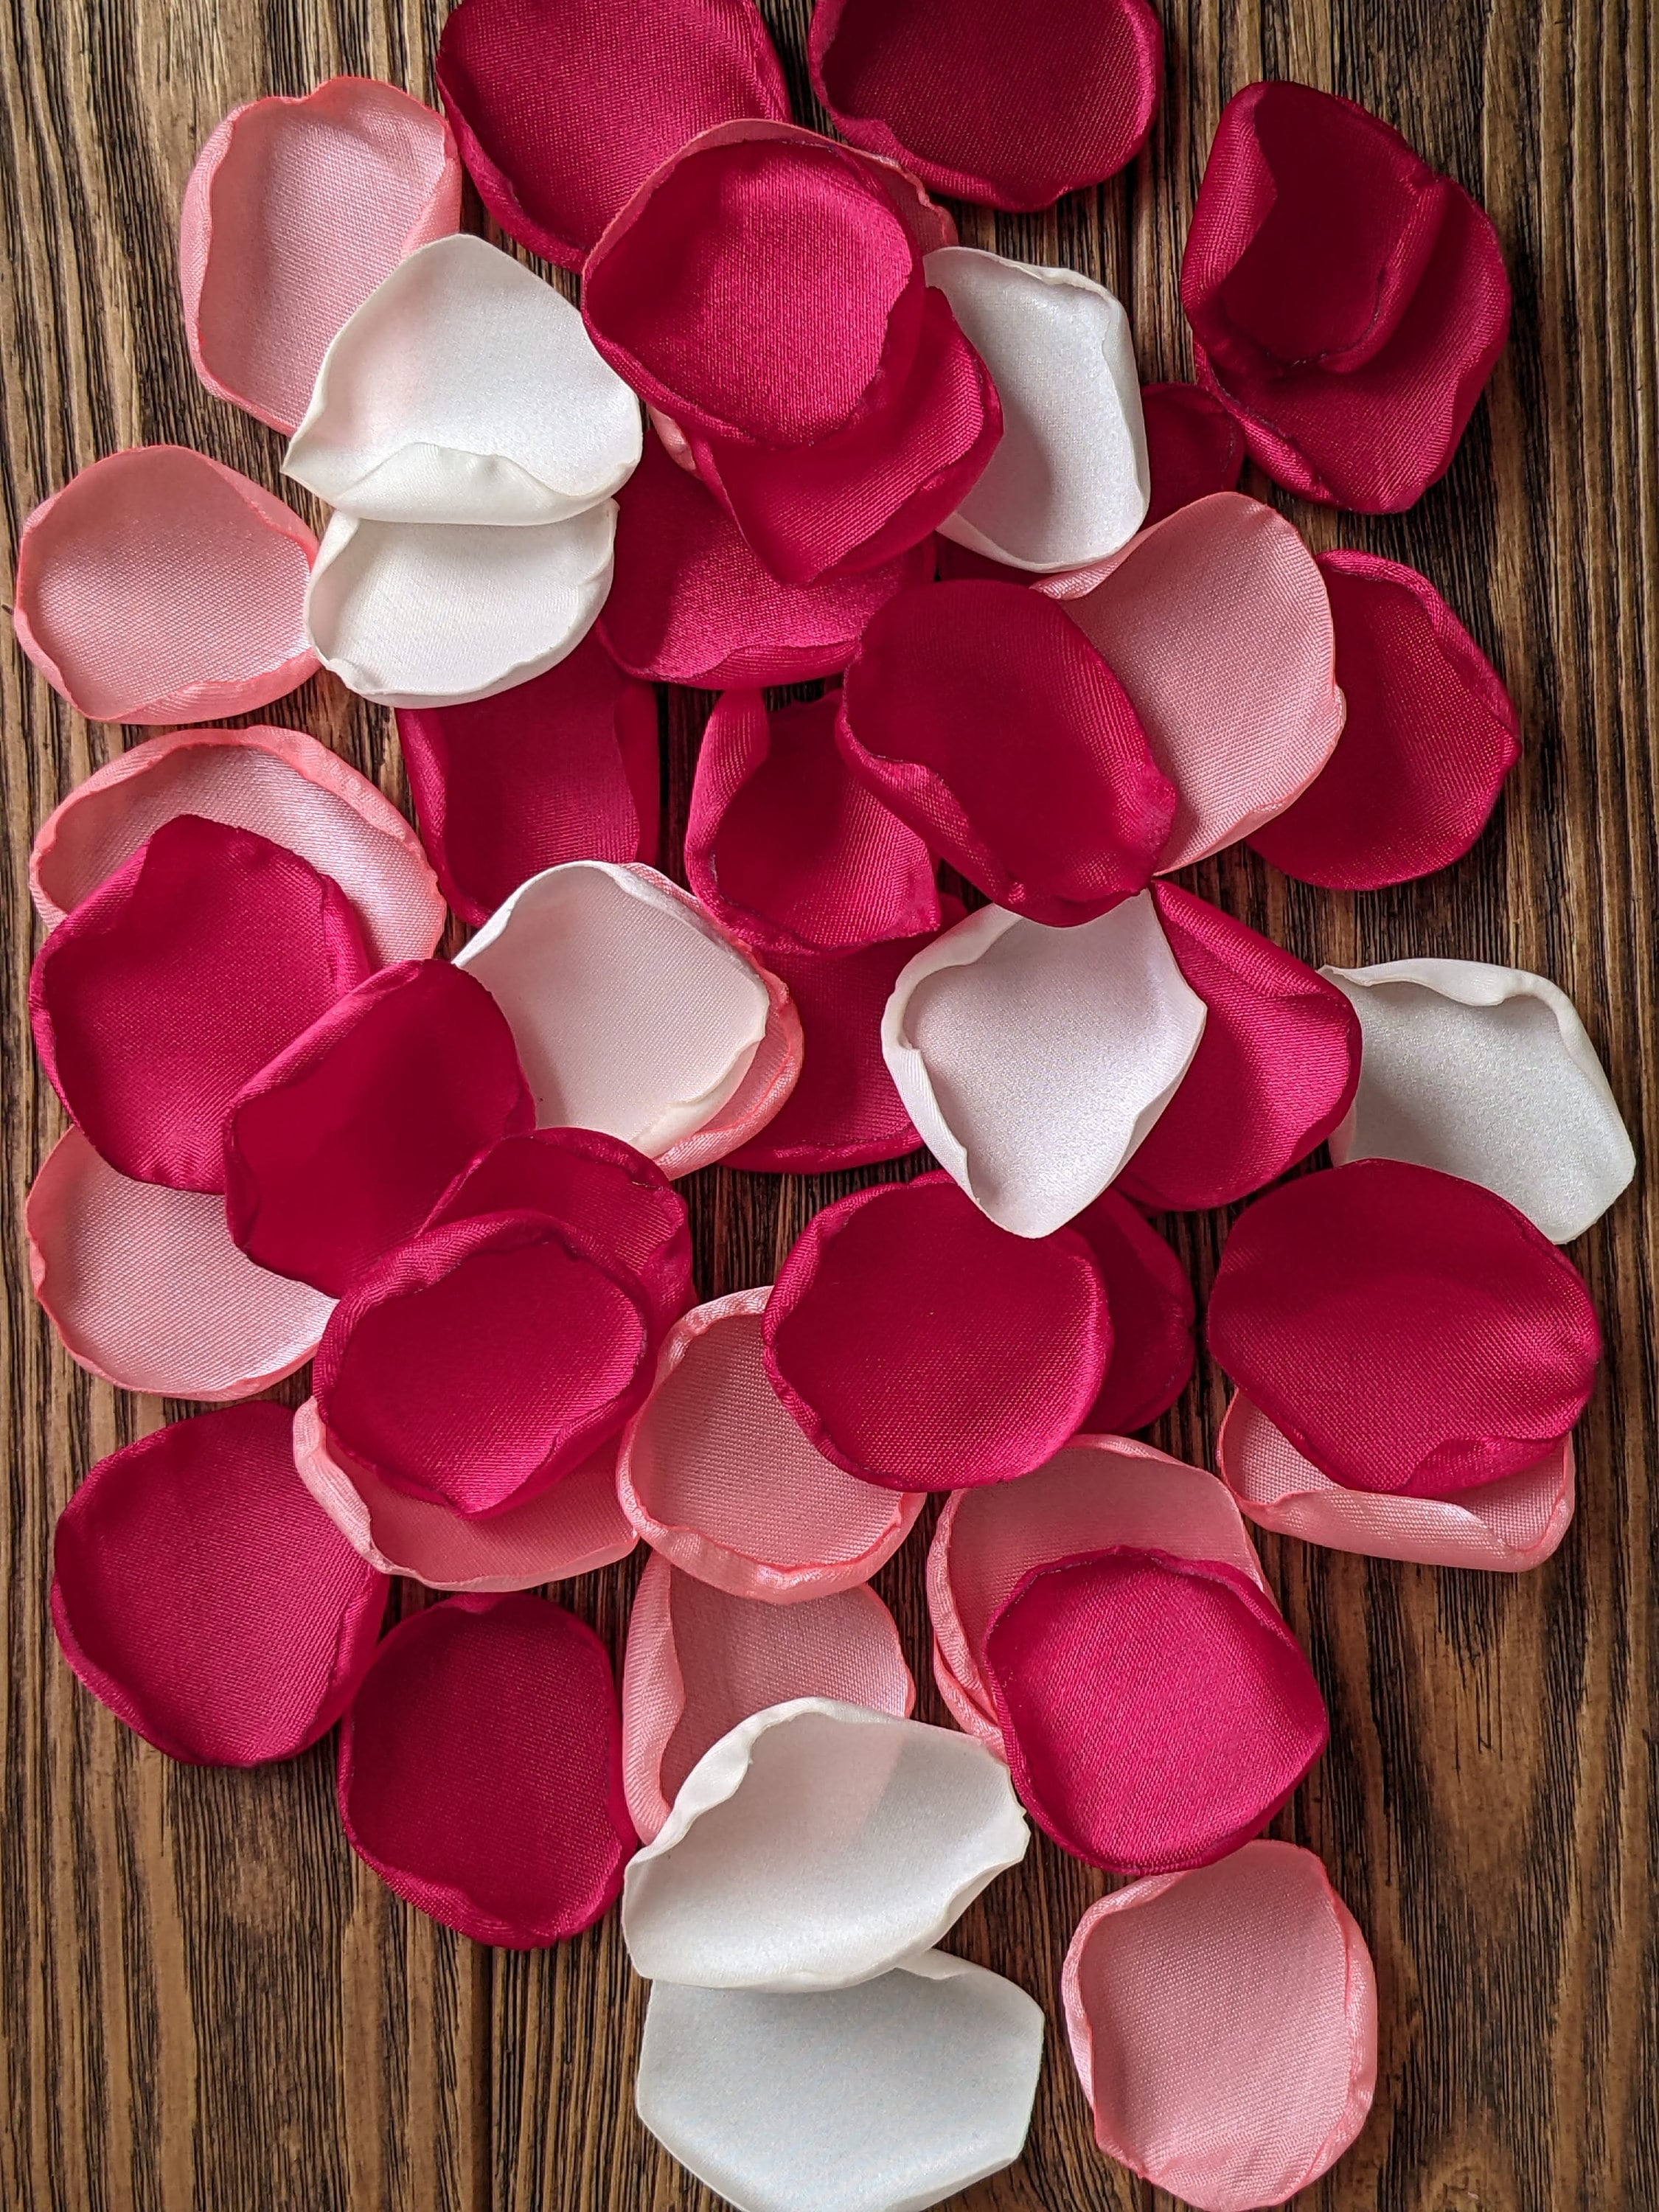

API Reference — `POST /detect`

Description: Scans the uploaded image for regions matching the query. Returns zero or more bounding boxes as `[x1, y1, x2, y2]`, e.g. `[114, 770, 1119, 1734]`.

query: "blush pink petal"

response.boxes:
[13, 448, 319, 725]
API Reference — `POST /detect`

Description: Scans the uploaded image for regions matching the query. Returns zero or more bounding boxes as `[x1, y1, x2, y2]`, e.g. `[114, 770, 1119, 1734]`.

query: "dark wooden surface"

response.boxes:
[2, 1, 1655, 2207]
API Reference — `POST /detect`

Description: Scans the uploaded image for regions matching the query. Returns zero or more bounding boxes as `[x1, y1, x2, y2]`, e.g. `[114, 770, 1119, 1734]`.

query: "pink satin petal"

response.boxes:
[621, 1553, 916, 1840]
[13, 448, 319, 725]
[293, 1397, 635, 1590]
[1062, 1841, 1377, 2212]
[28, 1127, 333, 1402]
[30, 723, 445, 964]
[617, 1288, 926, 1601]
[1217, 1391, 1575, 1571]
[1038, 491, 1343, 869]
[180, 77, 462, 435]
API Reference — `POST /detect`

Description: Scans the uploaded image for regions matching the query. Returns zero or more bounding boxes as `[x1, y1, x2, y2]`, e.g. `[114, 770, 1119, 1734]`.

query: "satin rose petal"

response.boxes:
[1251, 552, 1522, 887]
[223, 959, 535, 1297]
[1039, 492, 1342, 869]
[763, 1172, 1110, 1492]
[622, 1554, 915, 1841]
[1217, 1392, 1576, 1573]
[52, 1402, 386, 1765]
[838, 582, 1176, 924]
[338, 1590, 633, 1947]
[1114, 884, 1361, 1211]
[180, 78, 462, 434]
[1141, 382, 1245, 523]
[313, 1209, 655, 1519]
[1206, 1160, 1602, 1498]
[1062, 1843, 1377, 2211]
[686, 690, 939, 956]
[933, 538, 1032, 586]
[927, 1436, 1268, 1750]
[636, 1955, 1043, 2212]
[1070, 1193, 1195, 1433]
[29, 724, 444, 964]
[32, 814, 374, 1193]
[617, 1289, 926, 1603]
[13, 448, 318, 725]
[926, 251, 1149, 571]
[883, 895, 1206, 1238]
[622, 1698, 1028, 1990]
[809, 0, 1161, 211]
[395, 636, 658, 925]
[598, 430, 933, 686]
[285, 235, 640, 525]
[294, 1399, 636, 1591]
[28, 1127, 333, 1401]
[437, 0, 789, 271]
[1182, 82, 1511, 511]
[1324, 959, 1632, 1242]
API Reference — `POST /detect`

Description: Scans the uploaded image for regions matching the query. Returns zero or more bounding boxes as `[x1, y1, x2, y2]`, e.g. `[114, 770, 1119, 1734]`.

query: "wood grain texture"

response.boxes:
[1, 1, 1653, 2208]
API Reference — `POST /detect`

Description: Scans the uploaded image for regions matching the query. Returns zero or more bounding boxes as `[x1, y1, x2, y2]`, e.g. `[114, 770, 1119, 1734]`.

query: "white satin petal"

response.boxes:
[1323, 958, 1634, 1243]
[285, 234, 641, 524]
[305, 503, 615, 708]
[882, 894, 1206, 1237]
[636, 1954, 1043, 2212]
[925, 248, 1148, 571]
[455, 862, 771, 1155]
[622, 1698, 1029, 1991]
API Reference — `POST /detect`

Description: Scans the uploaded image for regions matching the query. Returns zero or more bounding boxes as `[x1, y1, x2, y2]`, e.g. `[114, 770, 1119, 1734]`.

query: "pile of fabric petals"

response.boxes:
[14, 4, 1635, 2208]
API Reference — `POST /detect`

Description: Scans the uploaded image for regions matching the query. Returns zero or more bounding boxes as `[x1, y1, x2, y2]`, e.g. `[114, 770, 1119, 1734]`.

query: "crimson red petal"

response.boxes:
[52, 1402, 386, 1765]
[1069, 1192, 1195, 1433]
[933, 538, 1032, 586]
[337, 1590, 633, 1945]
[1206, 1161, 1601, 1498]
[1140, 382, 1245, 524]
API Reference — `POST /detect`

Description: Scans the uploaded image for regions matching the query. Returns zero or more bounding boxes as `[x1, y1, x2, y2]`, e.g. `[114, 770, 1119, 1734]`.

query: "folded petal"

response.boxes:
[622, 1698, 1028, 1989]
[1251, 552, 1521, 886]
[1141, 381, 1245, 523]
[337, 1590, 633, 1945]
[1217, 1391, 1576, 1573]
[395, 636, 658, 925]
[1113, 885, 1360, 1211]
[1038, 493, 1342, 869]
[622, 1554, 914, 1841]
[686, 689, 939, 956]
[883, 895, 1206, 1237]
[180, 77, 462, 434]
[647, 954, 804, 1177]
[636, 1955, 1043, 2212]
[285, 235, 641, 524]
[1324, 959, 1632, 1242]
[763, 1172, 1110, 1491]
[13, 448, 319, 724]
[838, 582, 1175, 923]
[52, 1402, 386, 1764]
[28, 1127, 333, 1400]
[32, 814, 374, 1192]
[437, 0, 790, 270]
[1206, 1161, 1601, 1497]
[617, 1288, 925, 1602]
[926, 251, 1148, 570]
[1069, 1192, 1195, 1433]
[809, 0, 1161, 210]
[1062, 1843, 1377, 2211]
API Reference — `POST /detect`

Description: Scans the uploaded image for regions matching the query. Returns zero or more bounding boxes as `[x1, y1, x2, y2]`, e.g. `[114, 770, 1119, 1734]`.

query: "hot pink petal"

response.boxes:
[1068, 1192, 1194, 1433]
[1140, 382, 1245, 524]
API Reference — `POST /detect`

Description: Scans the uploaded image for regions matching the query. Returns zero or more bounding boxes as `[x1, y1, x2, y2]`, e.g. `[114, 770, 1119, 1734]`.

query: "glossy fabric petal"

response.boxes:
[1039, 493, 1342, 869]
[180, 77, 462, 434]
[838, 582, 1175, 923]
[52, 1402, 386, 1764]
[1070, 1192, 1195, 1433]
[883, 896, 1206, 1237]
[1206, 1161, 1601, 1498]
[1115, 885, 1361, 1211]
[337, 1590, 633, 1946]
[13, 448, 318, 724]
[622, 1699, 1028, 1989]
[763, 1172, 1110, 1491]
[1251, 552, 1521, 887]
[1324, 959, 1633, 1242]
[1141, 382, 1245, 524]
[617, 1289, 925, 1602]
[31, 814, 373, 1193]
[1062, 1843, 1377, 2211]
